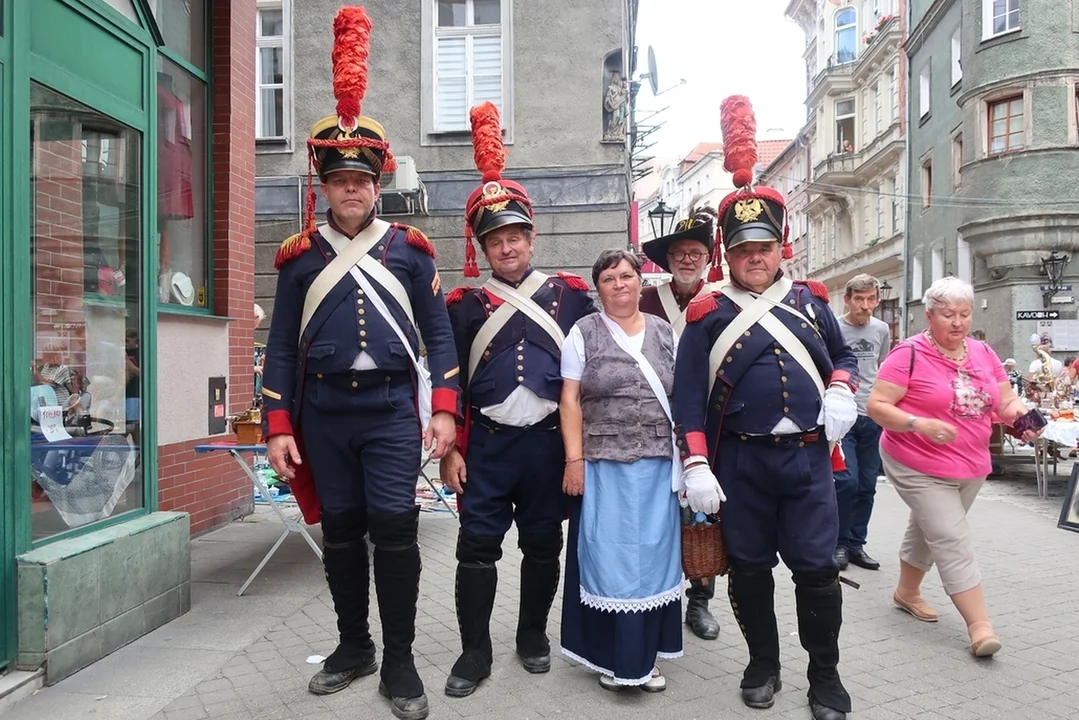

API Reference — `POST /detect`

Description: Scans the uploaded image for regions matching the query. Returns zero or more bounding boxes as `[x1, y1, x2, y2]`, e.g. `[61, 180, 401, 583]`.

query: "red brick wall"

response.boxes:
[33, 138, 86, 368]
[157, 0, 258, 537]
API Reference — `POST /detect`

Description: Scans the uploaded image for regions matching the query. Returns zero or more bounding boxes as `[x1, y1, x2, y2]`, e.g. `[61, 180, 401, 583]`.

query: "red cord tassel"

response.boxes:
[463, 229, 480, 278]
[707, 243, 724, 282]
[831, 444, 846, 472]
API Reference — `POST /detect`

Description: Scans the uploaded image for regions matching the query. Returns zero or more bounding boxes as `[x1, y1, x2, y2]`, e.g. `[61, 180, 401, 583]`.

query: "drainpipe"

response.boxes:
[899, 0, 911, 338]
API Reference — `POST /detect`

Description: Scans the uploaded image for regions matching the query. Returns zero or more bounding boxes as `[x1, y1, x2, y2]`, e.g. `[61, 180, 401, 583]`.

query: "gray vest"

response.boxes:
[578, 313, 675, 463]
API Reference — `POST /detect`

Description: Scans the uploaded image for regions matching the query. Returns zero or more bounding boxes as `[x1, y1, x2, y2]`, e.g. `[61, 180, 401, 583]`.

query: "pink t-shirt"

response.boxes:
[878, 333, 1008, 480]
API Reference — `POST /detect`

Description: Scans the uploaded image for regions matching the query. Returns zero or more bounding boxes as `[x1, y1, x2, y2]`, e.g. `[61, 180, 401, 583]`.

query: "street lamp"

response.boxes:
[648, 199, 676, 239]
[1041, 250, 1070, 308]
[879, 279, 893, 301]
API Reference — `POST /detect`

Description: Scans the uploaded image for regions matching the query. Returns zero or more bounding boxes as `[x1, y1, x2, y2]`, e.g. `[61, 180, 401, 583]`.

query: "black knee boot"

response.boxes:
[309, 513, 378, 695]
[446, 531, 503, 697]
[728, 567, 781, 709]
[794, 571, 852, 720]
[515, 530, 562, 672]
[371, 508, 428, 720]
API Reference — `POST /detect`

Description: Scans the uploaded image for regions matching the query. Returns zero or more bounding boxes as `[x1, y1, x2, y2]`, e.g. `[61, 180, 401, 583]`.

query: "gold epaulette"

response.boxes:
[273, 232, 311, 270]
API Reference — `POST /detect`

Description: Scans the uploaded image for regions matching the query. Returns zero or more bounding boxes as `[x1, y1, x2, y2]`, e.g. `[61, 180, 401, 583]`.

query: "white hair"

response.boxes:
[922, 276, 974, 312]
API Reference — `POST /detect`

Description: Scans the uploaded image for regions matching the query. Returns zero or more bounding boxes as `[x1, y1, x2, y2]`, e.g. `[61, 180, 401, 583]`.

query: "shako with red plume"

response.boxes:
[462, 101, 535, 278]
[716, 94, 793, 261]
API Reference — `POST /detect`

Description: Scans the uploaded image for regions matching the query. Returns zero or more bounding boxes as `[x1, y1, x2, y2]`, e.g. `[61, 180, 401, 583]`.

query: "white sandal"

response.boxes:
[598, 674, 621, 692]
[642, 666, 666, 693]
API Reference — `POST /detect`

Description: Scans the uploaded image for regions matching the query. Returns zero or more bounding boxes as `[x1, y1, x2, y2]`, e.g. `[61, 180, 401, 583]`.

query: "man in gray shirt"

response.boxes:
[833, 274, 892, 572]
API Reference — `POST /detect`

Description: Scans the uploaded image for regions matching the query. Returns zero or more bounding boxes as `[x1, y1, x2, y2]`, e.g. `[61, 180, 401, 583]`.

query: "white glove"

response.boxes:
[823, 383, 858, 442]
[682, 456, 727, 515]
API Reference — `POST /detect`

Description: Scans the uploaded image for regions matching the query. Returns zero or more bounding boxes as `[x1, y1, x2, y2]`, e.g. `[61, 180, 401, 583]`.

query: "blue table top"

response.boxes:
[194, 443, 266, 453]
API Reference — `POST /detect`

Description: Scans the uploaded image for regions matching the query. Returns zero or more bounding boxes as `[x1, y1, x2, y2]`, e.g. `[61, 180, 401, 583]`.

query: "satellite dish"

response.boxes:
[646, 46, 659, 96]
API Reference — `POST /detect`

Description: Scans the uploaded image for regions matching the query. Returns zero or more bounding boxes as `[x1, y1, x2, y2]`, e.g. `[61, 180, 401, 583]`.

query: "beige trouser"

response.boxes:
[880, 449, 984, 595]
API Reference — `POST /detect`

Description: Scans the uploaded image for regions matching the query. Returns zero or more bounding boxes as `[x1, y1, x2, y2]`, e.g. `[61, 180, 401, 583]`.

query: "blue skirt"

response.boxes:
[560, 458, 683, 685]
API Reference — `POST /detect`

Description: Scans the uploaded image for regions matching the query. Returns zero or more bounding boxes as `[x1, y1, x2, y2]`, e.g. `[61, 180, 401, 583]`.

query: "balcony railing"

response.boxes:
[813, 151, 862, 180]
[810, 55, 855, 93]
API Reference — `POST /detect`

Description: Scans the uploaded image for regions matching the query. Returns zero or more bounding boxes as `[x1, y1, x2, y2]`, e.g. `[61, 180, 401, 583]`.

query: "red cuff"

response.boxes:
[266, 409, 294, 438]
[829, 369, 857, 393]
[432, 387, 458, 416]
[684, 431, 709, 458]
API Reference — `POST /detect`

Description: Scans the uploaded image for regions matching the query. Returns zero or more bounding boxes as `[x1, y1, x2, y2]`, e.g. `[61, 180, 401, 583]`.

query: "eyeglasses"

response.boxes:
[668, 250, 707, 262]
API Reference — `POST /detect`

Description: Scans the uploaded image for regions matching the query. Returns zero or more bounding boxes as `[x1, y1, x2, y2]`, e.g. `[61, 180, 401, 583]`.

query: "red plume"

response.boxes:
[470, 102, 506, 184]
[331, 6, 373, 129]
[721, 95, 758, 189]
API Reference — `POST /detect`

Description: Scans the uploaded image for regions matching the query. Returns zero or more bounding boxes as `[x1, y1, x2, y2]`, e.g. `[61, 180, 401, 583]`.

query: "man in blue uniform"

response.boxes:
[640, 206, 723, 640]
[672, 95, 859, 720]
[261, 8, 457, 720]
[439, 102, 596, 698]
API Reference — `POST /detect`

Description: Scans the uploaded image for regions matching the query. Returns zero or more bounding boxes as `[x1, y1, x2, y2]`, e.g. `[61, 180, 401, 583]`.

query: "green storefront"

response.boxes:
[1, 0, 211, 680]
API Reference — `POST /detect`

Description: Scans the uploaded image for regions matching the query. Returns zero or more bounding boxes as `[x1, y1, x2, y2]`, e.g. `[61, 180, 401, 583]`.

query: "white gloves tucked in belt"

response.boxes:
[682, 456, 726, 515]
[822, 383, 858, 442]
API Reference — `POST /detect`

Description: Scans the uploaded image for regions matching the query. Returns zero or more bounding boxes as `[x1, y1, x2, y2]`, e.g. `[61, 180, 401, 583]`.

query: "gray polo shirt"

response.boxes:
[838, 315, 892, 416]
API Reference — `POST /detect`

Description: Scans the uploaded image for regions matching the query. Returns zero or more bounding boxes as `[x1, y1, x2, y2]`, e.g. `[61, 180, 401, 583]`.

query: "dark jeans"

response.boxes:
[834, 415, 882, 550]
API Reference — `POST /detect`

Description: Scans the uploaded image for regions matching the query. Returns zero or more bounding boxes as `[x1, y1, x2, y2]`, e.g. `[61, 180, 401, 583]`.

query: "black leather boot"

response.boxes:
[309, 520, 378, 695]
[728, 567, 781, 709]
[794, 572, 852, 720]
[445, 563, 498, 697]
[371, 509, 428, 720]
[685, 577, 720, 640]
[515, 531, 562, 673]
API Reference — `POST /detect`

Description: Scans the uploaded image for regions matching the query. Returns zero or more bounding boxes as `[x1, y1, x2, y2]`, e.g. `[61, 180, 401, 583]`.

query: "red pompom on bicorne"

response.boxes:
[556, 271, 590, 292]
[686, 292, 719, 323]
[796, 279, 831, 304]
[331, 6, 372, 128]
[721, 95, 758, 189]
[445, 286, 472, 306]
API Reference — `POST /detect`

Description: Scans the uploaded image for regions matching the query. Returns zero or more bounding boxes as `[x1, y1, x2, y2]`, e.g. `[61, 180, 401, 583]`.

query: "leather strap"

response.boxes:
[299, 219, 389, 341]
[706, 277, 793, 396]
[466, 271, 550, 383]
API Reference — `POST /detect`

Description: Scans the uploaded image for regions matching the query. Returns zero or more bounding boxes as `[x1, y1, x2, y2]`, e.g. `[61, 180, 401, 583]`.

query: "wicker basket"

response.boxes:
[681, 519, 728, 580]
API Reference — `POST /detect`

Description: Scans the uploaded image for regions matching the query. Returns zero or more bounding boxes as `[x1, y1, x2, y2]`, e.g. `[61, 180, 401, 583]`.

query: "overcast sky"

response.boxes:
[634, 0, 808, 160]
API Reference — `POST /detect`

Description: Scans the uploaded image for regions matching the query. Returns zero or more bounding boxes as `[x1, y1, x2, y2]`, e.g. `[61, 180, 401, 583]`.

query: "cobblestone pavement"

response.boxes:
[8, 461, 1079, 720]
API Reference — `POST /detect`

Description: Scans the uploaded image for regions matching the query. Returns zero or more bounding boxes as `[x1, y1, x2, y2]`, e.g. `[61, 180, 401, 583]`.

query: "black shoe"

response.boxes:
[379, 681, 429, 720]
[685, 596, 720, 640]
[308, 657, 378, 695]
[810, 693, 847, 720]
[741, 675, 781, 709]
[444, 669, 488, 698]
[846, 547, 880, 571]
[832, 546, 849, 571]
[519, 653, 551, 674]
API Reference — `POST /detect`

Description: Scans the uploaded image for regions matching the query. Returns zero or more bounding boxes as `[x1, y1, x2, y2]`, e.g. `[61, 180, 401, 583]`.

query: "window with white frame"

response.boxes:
[876, 185, 884, 237]
[912, 255, 923, 299]
[889, 70, 898, 121]
[931, 248, 944, 281]
[835, 8, 858, 64]
[255, 0, 288, 140]
[950, 28, 962, 85]
[836, 98, 856, 153]
[983, 0, 1020, 40]
[957, 236, 972, 283]
[872, 85, 881, 136]
[919, 64, 931, 118]
[434, 0, 503, 132]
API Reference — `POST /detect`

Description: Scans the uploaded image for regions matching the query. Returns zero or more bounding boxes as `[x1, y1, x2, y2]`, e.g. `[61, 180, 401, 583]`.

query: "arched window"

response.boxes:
[835, 8, 857, 64]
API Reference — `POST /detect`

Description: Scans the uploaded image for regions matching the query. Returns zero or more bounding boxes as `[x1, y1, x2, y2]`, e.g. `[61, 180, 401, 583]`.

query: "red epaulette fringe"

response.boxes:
[686, 293, 719, 323]
[394, 224, 435, 259]
[556, 271, 590, 292]
[446, 286, 473, 306]
[274, 233, 310, 270]
[797, 279, 831, 304]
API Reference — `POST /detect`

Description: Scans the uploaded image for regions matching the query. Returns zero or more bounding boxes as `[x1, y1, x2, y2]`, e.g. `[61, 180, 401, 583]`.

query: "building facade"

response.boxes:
[1, 0, 257, 683]
[787, 0, 907, 339]
[254, 0, 636, 331]
[758, 138, 813, 282]
[905, 0, 1079, 360]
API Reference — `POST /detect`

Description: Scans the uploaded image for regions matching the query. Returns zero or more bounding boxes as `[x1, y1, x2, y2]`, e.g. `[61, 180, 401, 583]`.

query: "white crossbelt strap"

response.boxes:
[657, 283, 684, 334]
[598, 314, 684, 494]
[721, 285, 826, 399]
[465, 271, 558, 383]
[349, 265, 433, 427]
[485, 276, 566, 346]
[706, 277, 794, 397]
[299, 219, 390, 341]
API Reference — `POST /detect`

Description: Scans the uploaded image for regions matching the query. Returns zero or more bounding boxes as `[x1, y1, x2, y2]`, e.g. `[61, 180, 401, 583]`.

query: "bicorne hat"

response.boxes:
[642, 205, 718, 276]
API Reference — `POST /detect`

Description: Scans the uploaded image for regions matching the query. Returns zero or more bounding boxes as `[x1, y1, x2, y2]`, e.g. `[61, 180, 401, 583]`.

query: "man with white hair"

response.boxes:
[640, 205, 723, 640]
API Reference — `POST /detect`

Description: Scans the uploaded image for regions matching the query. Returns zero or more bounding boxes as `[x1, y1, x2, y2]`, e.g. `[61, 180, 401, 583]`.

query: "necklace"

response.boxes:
[925, 330, 967, 363]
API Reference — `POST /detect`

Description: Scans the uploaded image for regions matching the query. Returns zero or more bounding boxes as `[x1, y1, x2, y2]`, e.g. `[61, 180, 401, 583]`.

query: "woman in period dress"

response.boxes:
[559, 249, 684, 691]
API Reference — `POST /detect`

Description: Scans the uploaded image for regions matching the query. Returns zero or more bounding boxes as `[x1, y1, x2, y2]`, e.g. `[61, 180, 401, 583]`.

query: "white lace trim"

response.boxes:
[656, 651, 684, 660]
[559, 647, 655, 686]
[578, 582, 682, 614]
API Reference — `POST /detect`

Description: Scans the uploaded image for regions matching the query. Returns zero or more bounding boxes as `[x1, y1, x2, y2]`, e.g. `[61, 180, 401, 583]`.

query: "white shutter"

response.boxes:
[472, 35, 502, 110]
[436, 36, 468, 131]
